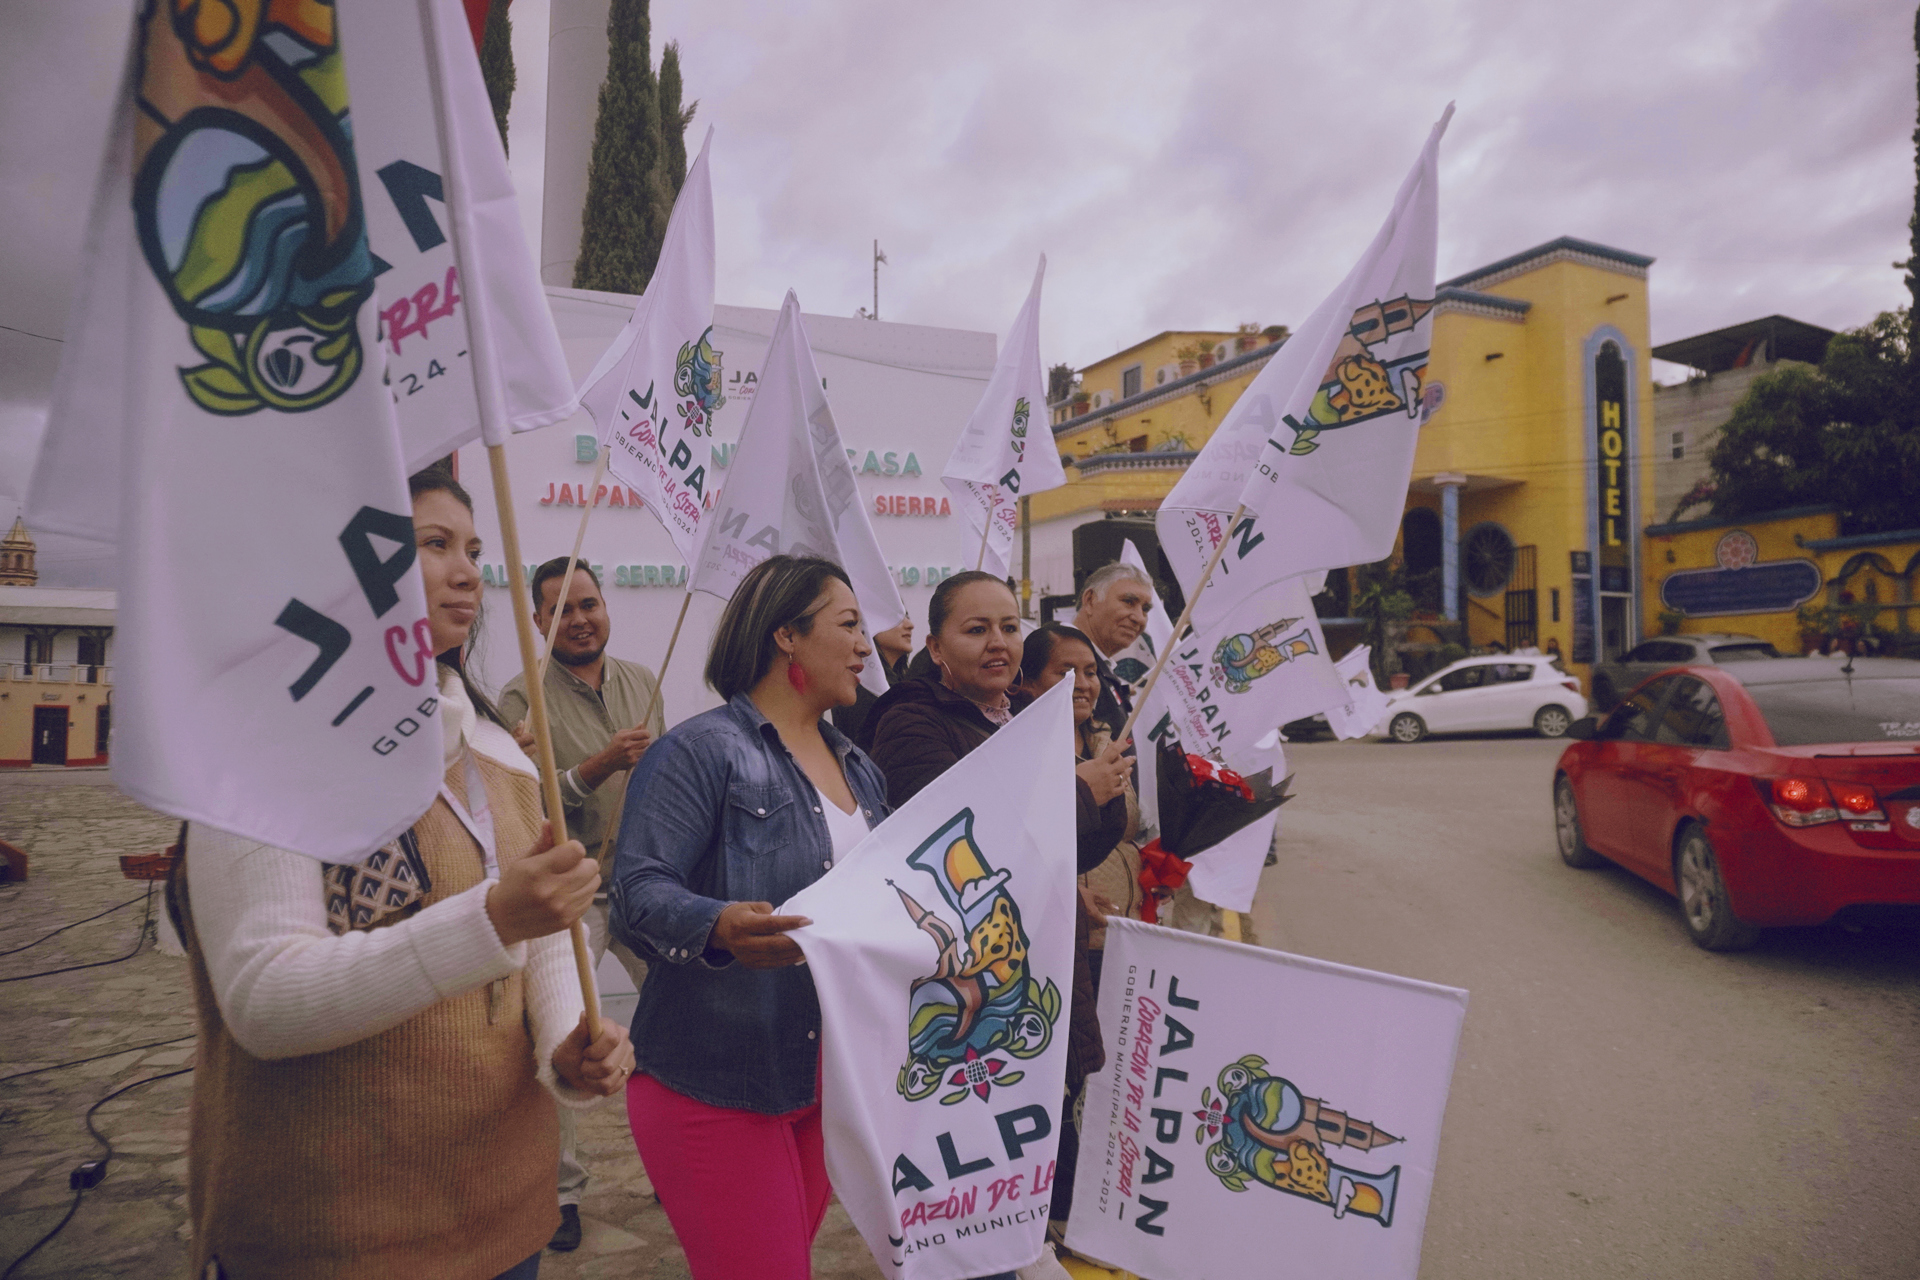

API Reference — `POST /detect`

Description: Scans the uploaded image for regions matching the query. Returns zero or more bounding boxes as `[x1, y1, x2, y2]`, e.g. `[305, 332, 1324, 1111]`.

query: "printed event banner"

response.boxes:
[577, 129, 720, 563]
[1157, 106, 1451, 611]
[1067, 919, 1468, 1280]
[941, 256, 1067, 579]
[688, 291, 906, 692]
[27, 0, 479, 857]
[342, 0, 575, 467]
[784, 680, 1078, 1280]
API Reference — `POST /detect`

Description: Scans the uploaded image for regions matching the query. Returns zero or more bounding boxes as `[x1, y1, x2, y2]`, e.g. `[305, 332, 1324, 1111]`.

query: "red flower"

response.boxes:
[948, 1045, 1006, 1101]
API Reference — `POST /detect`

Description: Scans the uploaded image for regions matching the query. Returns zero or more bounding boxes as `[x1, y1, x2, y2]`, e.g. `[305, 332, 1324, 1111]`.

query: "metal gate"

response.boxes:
[1505, 545, 1539, 651]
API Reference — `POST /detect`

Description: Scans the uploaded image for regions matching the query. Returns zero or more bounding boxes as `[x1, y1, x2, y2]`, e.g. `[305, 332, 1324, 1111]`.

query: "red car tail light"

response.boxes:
[1828, 781, 1885, 821]
[1560, 679, 1581, 693]
[1759, 776, 1841, 827]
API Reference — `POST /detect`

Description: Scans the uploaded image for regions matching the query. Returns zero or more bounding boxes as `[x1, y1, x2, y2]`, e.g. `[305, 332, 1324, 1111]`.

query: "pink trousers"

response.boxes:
[626, 1073, 831, 1280]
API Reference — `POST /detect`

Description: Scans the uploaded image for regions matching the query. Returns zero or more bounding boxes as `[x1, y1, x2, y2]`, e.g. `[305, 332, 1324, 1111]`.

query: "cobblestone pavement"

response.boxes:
[0, 774, 882, 1280]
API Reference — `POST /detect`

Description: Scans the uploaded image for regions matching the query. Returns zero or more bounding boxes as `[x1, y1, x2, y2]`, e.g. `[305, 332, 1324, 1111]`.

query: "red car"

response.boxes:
[1552, 657, 1920, 950]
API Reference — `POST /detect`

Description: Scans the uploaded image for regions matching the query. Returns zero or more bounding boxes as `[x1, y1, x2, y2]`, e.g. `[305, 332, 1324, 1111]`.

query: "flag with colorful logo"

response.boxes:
[783, 680, 1078, 1280]
[941, 257, 1067, 579]
[25, 0, 557, 857]
[1157, 106, 1451, 611]
[577, 129, 720, 563]
[1067, 918, 1467, 1280]
[689, 292, 906, 692]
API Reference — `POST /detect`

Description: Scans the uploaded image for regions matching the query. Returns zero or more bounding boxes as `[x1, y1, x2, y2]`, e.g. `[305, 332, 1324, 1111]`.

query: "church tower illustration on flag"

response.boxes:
[889, 809, 1061, 1105]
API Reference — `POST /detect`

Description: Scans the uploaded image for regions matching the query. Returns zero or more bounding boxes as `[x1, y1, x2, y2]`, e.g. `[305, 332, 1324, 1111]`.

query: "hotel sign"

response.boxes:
[1593, 342, 1630, 574]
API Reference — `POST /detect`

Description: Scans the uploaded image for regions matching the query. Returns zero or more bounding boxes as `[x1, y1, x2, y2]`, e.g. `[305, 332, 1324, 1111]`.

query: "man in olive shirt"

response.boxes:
[498, 557, 665, 1251]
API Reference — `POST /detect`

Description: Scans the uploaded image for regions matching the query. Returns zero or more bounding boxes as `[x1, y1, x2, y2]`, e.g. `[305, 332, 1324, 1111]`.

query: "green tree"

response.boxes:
[479, 0, 515, 153]
[574, 0, 672, 293]
[1705, 310, 1920, 535]
[1350, 559, 1417, 684]
[657, 41, 697, 199]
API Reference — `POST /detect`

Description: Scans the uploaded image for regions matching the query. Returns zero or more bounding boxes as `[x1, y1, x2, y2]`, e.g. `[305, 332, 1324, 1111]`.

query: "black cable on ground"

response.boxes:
[0, 892, 147, 957]
[0, 1065, 195, 1280]
[0, 884, 153, 984]
[0, 1033, 196, 1087]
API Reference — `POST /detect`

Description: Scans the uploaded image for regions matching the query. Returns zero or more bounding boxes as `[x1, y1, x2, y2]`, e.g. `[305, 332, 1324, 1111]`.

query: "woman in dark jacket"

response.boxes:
[609, 556, 890, 1280]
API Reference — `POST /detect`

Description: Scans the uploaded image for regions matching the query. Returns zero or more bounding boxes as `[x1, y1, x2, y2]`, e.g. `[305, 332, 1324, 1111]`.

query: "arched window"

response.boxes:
[1401, 507, 1442, 611]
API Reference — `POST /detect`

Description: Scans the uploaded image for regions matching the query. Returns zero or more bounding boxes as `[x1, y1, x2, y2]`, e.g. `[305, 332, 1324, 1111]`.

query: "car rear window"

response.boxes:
[1708, 643, 1780, 662]
[1747, 677, 1920, 745]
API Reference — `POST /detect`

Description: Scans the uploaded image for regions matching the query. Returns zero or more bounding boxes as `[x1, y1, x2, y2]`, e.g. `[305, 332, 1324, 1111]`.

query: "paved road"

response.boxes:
[1253, 734, 1920, 1280]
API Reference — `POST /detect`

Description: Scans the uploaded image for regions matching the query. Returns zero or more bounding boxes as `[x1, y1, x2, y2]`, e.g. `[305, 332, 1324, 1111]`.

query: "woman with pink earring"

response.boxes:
[606, 556, 890, 1279]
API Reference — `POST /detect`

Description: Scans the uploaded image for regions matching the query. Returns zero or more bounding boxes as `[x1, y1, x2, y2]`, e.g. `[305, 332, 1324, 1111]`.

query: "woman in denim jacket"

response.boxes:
[608, 556, 891, 1280]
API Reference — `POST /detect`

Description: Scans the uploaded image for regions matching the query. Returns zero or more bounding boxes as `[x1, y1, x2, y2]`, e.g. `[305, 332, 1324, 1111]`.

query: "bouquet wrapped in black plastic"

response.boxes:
[1137, 737, 1293, 922]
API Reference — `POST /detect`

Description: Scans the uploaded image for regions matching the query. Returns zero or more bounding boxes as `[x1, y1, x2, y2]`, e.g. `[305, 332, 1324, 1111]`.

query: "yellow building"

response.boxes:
[0, 521, 115, 768]
[1409, 237, 1657, 670]
[1028, 237, 1660, 686]
[1643, 506, 1920, 656]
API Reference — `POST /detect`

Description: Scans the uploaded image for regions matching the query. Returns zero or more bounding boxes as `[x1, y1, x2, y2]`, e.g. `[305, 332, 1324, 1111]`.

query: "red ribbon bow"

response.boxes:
[1137, 839, 1193, 925]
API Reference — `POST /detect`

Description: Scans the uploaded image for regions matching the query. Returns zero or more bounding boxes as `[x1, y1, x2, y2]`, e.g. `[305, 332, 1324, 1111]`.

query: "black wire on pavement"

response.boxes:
[0, 892, 148, 957]
[0, 884, 153, 983]
[0, 1033, 197, 1087]
[0, 1065, 195, 1280]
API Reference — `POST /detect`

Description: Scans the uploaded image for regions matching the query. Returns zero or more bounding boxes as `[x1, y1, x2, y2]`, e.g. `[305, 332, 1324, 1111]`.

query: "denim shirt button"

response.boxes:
[807, 1030, 817, 1040]
[756, 807, 766, 815]
[813, 805, 822, 813]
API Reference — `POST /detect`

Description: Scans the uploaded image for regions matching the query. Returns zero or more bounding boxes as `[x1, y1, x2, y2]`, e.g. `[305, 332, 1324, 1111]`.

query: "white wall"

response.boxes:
[457, 288, 996, 726]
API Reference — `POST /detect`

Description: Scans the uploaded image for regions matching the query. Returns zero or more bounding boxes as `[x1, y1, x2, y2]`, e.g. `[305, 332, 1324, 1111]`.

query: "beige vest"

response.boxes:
[179, 755, 559, 1279]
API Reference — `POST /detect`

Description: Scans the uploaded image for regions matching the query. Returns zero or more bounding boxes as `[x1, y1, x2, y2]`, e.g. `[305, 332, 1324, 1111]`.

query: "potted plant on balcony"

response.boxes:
[1174, 342, 1204, 377]
[1070, 388, 1091, 417]
[1235, 323, 1262, 354]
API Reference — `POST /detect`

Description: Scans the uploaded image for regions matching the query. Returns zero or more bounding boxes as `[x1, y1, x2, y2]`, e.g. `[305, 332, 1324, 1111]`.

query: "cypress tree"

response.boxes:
[658, 41, 697, 197]
[574, 0, 671, 293]
[479, 0, 515, 153]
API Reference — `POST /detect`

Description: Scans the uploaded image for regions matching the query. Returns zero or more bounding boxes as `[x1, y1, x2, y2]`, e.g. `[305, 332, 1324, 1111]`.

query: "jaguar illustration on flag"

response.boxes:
[133, 0, 376, 415]
[1282, 295, 1434, 455]
[1195, 1055, 1403, 1226]
[892, 809, 1062, 1105]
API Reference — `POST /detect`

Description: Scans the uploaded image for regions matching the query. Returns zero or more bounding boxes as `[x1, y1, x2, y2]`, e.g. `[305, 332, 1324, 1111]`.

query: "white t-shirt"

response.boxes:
[811, 782, 871, 864]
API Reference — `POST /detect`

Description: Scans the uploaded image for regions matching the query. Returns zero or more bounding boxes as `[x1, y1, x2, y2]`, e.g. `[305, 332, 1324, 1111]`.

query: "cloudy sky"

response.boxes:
[1, 0, 1911, 583]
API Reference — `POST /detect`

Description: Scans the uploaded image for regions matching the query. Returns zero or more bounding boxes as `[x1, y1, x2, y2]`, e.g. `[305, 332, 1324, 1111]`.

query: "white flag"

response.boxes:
[942, 257, 1067, 579]
[689, 292, 906, 692]
[1067, 919, 1468, 1280]
[577, 130, 720, 563]
[345, 0, 575, 468]
[783, 680, 1078, 1280]
[28, 3, 461, 858]
[1158, 107, 1451, 610]
[1325, 645, 1395, 741]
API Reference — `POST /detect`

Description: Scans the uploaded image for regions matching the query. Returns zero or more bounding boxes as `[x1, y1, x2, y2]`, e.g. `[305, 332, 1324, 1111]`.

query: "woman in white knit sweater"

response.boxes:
[171, 469, 634, 1280]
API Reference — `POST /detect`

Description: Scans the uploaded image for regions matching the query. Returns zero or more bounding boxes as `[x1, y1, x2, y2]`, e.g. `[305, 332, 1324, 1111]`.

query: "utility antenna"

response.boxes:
[873, 240, 886, 320]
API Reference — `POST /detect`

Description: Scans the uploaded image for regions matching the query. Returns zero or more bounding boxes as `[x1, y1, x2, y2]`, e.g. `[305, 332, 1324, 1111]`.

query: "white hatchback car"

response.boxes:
[1374, 655, 1588, 743]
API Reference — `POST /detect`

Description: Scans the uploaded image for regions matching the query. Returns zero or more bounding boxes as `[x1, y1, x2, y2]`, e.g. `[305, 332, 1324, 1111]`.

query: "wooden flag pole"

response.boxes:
[1114, 503, 1246, 745]
[488, 443, 602, 1039]
[974, 504, 994, 572]
[590, 589, 692, 864]
[534, 445, 611, 683]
